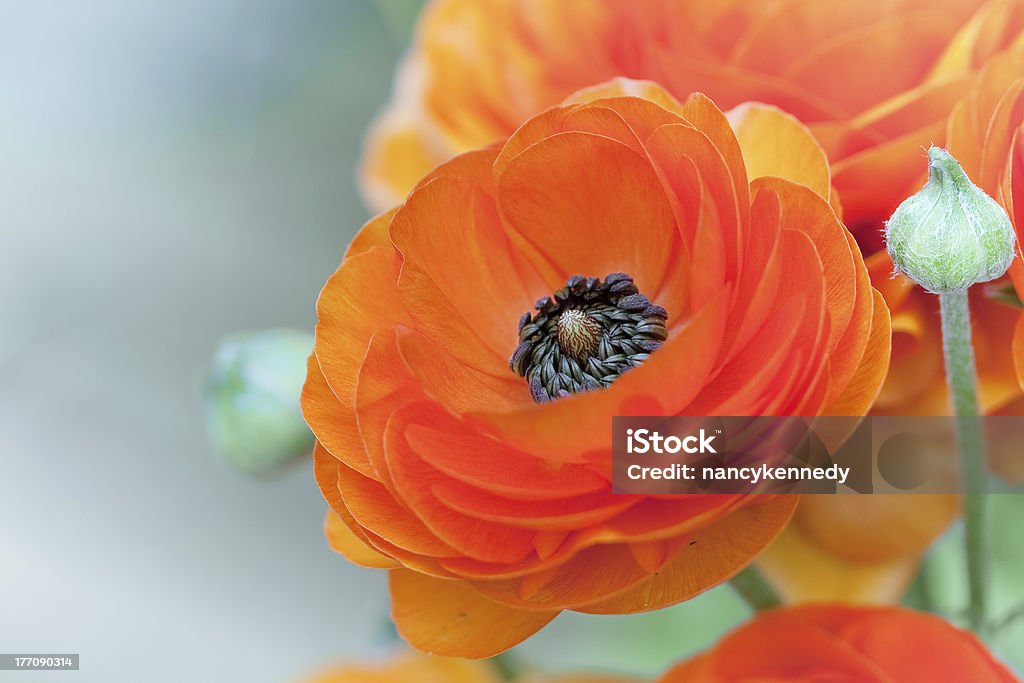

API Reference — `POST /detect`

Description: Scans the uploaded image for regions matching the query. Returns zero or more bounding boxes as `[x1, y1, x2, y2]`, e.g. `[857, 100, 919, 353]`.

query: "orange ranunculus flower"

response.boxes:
[302, 652, 639, 683]
[362, 0, 1024, 228]
[303, 80, 890, 657]
[659, 605, 1020, 682]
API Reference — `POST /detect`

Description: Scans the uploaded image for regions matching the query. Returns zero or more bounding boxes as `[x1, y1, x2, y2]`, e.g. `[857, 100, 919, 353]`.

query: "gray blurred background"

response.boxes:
[1, 2, 407, 681]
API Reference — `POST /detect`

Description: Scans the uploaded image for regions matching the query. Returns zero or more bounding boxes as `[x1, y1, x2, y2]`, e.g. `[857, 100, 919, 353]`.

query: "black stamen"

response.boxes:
[509, 273, 669, 403]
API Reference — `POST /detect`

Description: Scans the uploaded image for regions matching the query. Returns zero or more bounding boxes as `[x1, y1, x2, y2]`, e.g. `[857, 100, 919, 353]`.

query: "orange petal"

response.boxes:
[662, 609, 892, 682]
[783, 12, 959, 115]
[931, 0, 1024, 76]
[346, 208, 397, 258]
[303, 651, 501, 683]
[358, 46, 458, 212]
[324, 509, 399, 569]
[391, 175, 541, 374]
[824, 289, 892, 416]
[497, 131, 678, 293]
[796, 494, 959, 564]
[644, 120, 743, 285]
[404, 414, 607, 502]
[561, 77, 688, 115]
[302, 356, 374, 477]
[384, 402, 537, 565]
[355, 328, 423, 484]
[395, 327, 532, 415]
[757, 518, 920, 605]
[831, 119, 945, 230]
[494, 103, 645, 179]
[390, 569, 558, 658]
[579, 495, 797, 614]
[727, 103, 831, 200]
[839, 609, 1020, 682]
[754, 178, 858, 356]
[335, 456, 459, 559]
[315, 246, 408, 407]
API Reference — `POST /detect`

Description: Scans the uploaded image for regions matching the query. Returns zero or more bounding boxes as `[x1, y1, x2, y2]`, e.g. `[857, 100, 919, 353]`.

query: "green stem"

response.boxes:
[730, 565, 782, 612]
[938, 289, 990, 635]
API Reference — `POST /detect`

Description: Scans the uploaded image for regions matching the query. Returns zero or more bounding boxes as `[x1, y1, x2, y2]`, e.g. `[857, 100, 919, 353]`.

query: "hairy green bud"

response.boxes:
[885, 147, 1016, 293]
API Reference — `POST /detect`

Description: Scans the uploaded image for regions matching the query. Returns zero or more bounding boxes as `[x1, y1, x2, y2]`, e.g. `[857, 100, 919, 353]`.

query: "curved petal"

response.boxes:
[315, 246, 409, 407]
[497, 131, 679, 293]
[391, 174, 542, 374]
[324, 509, 400, 569]
[578, 495, 797, 614]
[727, 103, 832, 200]
[757, 519, 919, 605]
[390, 570, 559, 659]
[302, 355, 374, 477]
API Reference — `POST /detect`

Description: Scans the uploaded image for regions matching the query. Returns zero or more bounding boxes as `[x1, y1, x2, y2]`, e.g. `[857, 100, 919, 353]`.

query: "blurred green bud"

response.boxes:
[885, 147, 1016, 293]
[204, 329, 314, 477]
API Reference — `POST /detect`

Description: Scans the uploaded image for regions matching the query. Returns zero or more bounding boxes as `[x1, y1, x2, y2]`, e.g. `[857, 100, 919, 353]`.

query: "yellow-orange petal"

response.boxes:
[359, 54, 457, 213]
[562, 77, 689, 114]
[727, 103, 832, 201]
[758, 493, 959, 604]
[324, 509, 400, 569]
[390, 570, 558, 659]
[301, 651, 500, 683]
[756, 519, 920, 604]
[797, 495, 960, 564]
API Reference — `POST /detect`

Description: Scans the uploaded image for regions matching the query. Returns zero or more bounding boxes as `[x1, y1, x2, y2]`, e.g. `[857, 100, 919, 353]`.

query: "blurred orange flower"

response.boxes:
[303, 81, 890, 657]
[362, 0, 1023, 231]
[301, 653, 638, 683]
[659, 605, 1019, 682]
[757, 494, 960, 603]
[770, 47, 1024, 601]
[302, 653, 499, 683]
[947, 47, 1024, 407]
[869, 43, 1024, 414]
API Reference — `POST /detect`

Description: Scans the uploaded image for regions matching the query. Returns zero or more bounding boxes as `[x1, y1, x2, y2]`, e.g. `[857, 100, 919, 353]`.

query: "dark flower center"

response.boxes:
[509, 273, 668, 403]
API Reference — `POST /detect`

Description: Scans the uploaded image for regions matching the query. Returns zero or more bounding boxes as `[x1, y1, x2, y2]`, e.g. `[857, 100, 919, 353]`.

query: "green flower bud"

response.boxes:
[885, 147, 1016, 293]
[203, 329, 314, 477]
